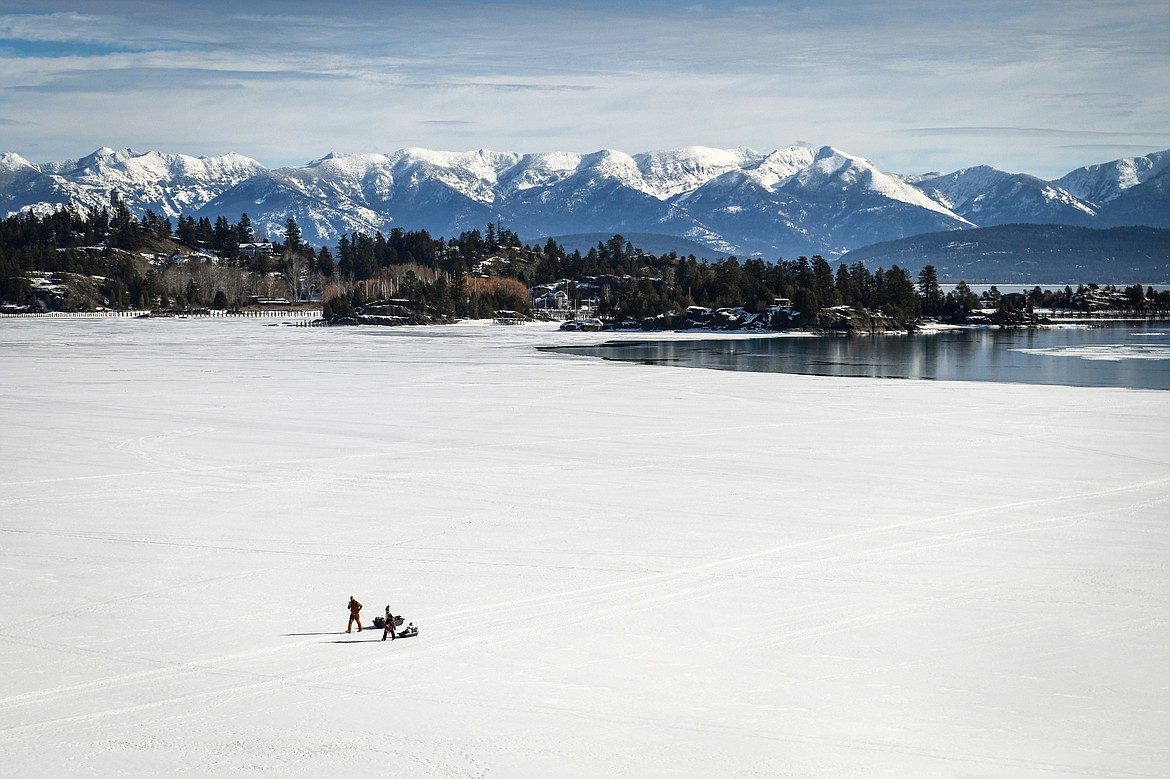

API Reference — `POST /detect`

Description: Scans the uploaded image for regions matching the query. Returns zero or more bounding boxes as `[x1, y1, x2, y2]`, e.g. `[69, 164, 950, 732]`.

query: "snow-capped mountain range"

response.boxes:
[2, 144, 1167, 258]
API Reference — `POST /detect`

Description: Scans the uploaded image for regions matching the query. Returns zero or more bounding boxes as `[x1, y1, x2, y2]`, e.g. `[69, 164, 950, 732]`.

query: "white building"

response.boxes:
[533, 289, 570, 310]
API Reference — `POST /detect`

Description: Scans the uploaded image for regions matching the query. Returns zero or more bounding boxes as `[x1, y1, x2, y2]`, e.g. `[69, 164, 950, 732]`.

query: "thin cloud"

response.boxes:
[433, 81, 595, 93]
[1057, 143, 1170, 152]
[0, 11, 100, 41]
[903, 127, 1170, 140]
[9, 66, 348, 93]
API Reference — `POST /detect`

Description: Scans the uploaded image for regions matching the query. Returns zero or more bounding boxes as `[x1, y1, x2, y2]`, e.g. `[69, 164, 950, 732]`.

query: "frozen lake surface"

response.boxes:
[1, 318, 1169, 777]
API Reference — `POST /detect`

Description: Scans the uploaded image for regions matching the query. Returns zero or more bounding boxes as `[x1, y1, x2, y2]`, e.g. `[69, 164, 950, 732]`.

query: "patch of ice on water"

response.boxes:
[1015, 344, 1170, 361]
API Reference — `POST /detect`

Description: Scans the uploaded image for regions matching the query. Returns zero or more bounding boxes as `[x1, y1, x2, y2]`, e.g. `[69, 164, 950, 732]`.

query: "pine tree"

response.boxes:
[918, 264, 943, 316]
[316, 246, 335, 277]
[284, 217, 302, 253]
[235, 213, 253, 244]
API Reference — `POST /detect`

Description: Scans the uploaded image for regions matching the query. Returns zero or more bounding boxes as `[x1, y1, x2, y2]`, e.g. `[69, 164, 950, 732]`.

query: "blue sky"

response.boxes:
[1, 0, 1167, 178]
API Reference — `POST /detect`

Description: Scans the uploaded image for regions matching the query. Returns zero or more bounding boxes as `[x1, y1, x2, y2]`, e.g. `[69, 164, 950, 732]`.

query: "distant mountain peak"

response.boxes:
[3, 144, 1168, 256]
[0, 151, 35, 172]
[1056, 149, 1170, 204]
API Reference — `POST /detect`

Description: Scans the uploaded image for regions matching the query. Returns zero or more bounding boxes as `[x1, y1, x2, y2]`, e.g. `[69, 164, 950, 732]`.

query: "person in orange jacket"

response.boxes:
[346, 596, 363, 633]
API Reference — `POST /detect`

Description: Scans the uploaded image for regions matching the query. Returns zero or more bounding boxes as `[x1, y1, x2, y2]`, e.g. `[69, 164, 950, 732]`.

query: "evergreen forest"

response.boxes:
[2, 204, 1167, 326]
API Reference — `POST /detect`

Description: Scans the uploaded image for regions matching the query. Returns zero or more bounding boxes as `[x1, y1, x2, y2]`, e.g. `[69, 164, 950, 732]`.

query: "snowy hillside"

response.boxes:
[0, 153, 71, 215]
[1055, 149, 1170, 204]
[2, 144, 1168, 256]
[634, 145, 763, 198]
[914, 166, 1098, 226]
[1054, 150, 1170, 229]
[36, 147, 266, 218]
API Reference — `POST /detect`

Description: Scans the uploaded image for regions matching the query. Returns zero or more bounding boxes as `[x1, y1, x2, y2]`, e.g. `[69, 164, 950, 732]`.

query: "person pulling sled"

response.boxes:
[381, 606, 398, 641]
[374, 605, 418, 640]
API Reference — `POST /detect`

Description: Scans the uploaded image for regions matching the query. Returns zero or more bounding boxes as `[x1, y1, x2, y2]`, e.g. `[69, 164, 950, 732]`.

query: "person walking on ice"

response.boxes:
[346, 596, 363, 633]
[382, 605, 395, 641]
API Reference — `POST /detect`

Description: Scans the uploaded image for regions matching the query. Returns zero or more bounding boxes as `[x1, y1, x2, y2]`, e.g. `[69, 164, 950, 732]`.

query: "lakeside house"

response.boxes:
[533, 289, 570, 310]
[529, 281, 601, 319]
[239, 242, 275, 257]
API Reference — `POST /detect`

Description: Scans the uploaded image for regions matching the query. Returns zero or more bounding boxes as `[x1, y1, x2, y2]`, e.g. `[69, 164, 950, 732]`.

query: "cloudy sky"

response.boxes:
[2, 0, 1167, 178]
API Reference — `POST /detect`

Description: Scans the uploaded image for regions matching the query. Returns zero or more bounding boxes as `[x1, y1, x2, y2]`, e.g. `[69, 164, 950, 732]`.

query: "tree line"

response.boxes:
[3, 205, 1167, 322]
[0, 205, 335, 310]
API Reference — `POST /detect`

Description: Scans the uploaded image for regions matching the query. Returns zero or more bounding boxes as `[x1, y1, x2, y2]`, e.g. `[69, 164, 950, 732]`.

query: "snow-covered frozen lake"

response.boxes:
[2, 318, 1168, 777]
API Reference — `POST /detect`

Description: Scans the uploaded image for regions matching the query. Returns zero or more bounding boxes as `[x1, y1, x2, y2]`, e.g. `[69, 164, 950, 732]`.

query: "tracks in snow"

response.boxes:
[1, 473, 1166, 750]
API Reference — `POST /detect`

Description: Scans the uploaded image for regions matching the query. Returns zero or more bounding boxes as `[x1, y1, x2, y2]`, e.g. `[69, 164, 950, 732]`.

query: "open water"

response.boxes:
[548, 322, 1170, 390]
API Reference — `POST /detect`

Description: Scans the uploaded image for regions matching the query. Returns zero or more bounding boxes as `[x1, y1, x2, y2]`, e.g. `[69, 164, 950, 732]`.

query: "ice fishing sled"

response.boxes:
[372, 615, 418, 638]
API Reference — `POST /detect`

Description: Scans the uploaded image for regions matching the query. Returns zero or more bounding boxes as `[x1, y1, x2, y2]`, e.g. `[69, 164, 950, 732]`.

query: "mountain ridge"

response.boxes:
[2, 144, 1167, 259]
[840, 224, 1170, 283]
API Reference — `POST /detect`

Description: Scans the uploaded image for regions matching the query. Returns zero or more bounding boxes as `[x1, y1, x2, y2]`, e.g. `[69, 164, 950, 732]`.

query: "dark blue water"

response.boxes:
[547, 323, 1170, 390]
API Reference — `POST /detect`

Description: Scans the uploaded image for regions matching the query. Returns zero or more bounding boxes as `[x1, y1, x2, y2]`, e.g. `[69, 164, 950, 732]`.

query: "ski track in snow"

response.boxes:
[2, 475, 1166, 768]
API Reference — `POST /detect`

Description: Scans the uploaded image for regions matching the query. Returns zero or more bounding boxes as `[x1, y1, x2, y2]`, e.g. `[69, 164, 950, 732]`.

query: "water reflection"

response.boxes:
[547, 323, 1170, 390]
